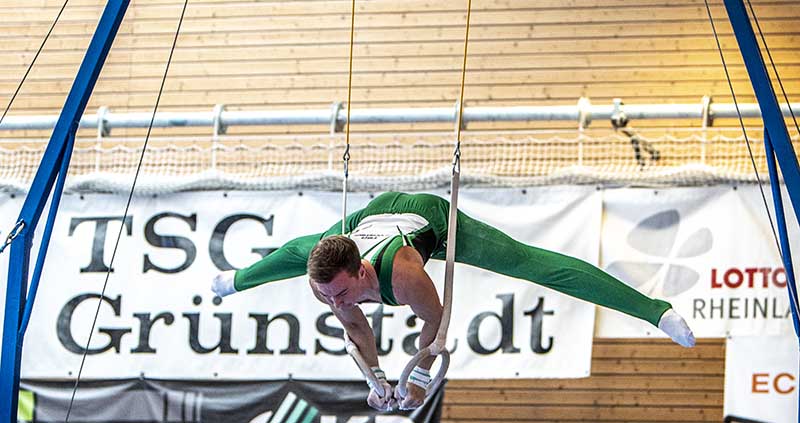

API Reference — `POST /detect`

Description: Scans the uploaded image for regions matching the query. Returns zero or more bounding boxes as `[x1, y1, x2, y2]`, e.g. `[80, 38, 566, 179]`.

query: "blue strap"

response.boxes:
[18, 131, 75, 339]
[764, 129, 800, 338]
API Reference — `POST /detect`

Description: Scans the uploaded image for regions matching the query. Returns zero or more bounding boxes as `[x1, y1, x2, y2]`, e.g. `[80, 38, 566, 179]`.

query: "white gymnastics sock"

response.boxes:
[658, 308, 696, 348]
[211, 270, 237, 297]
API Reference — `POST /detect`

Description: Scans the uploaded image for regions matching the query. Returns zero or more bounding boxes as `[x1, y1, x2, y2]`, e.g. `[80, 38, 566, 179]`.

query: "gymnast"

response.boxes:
[212, 191, 695, 410]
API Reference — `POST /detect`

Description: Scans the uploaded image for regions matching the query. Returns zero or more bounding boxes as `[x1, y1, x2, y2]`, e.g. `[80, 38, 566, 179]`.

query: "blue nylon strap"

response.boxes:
[18, 129, 76, 339]
[764, 130, 800, 337]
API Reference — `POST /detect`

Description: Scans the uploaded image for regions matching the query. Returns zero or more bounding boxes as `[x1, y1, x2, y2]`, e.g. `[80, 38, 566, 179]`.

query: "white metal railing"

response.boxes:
[2, 97, 798, 136]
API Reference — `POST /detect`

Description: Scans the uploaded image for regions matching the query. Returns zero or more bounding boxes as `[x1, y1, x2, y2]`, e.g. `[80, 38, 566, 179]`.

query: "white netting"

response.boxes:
[0, 130, 797, 194]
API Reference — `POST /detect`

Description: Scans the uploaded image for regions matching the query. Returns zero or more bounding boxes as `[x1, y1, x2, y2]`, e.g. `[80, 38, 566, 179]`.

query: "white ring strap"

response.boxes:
[343, 332, 386, 398]
[397, 167, 459, 399]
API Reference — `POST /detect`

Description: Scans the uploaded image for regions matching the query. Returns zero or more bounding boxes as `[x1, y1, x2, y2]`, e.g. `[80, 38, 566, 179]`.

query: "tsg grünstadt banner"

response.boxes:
[0, 187, 598, 380]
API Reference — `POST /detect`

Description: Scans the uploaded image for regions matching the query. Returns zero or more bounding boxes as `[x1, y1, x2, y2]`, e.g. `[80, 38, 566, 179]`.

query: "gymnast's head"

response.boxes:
[308, 235, 361, 283]
[308, 235, 367, 307]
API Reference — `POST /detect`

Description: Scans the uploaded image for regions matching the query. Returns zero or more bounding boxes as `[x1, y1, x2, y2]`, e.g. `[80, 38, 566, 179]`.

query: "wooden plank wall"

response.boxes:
[0, 1, 779, 420]
[445, 339, 725, 422]
[0, 0, 798, 141]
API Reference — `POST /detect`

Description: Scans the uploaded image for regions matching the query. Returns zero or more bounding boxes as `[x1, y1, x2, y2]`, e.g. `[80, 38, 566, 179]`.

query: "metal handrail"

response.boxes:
[2, 99, 799, 134]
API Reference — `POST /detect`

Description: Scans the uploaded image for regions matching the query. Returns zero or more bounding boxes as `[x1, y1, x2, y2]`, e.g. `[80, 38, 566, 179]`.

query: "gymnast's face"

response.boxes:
[316, 266, 366, 308]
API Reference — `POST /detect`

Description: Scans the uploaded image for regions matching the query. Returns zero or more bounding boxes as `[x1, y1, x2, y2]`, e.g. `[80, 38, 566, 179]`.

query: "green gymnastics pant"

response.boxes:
[444, 210, 671, 327]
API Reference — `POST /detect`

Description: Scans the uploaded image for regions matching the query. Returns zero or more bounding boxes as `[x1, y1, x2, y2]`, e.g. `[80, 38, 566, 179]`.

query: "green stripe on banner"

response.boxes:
[268, 392, 297, 423]
[285, 399, 308, 423]
[300, 407, 319, 423]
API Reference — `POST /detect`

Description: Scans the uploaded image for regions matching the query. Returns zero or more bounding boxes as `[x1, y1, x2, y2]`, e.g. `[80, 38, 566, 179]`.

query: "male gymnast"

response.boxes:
[212, 191, 694, 410]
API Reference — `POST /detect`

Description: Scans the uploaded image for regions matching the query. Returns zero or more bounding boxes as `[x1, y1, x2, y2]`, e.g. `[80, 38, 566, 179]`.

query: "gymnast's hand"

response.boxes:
[211, 270, 236, 297]
[395, 383, 426, 410]
[366, 369, 395, 411]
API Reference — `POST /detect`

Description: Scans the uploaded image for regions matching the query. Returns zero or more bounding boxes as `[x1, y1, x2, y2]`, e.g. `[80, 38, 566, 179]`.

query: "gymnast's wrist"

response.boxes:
[408, 366, 431, 390]
[368, 366, 387, 389]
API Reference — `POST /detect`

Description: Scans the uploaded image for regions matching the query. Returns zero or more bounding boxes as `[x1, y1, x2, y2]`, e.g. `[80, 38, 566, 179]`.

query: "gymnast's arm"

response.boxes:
[390, 248, 442, 409]
[315, 287, 394, 410]
[393, 247, 443, 370]
[211, 233, 322, 296]
[311, 285, 380, 367]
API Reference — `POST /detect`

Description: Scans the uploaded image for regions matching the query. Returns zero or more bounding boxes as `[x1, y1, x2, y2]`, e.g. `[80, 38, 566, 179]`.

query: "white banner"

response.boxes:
[597, 186, 799, 338]
[725, 336, 798, 423]
[0, 187, 598, 380]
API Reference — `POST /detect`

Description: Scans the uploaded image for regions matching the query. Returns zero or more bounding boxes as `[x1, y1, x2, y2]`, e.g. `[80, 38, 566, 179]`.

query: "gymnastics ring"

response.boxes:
[396, 340, 450, 400]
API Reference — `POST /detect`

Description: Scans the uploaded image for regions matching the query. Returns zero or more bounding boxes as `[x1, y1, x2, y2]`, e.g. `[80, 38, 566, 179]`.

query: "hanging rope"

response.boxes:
[745, 0, 800, 137]
[702, 0, 784, 263]
[0, 0, 69, 253]
[396, 0, 472, 403]
[338, 0, 389, 399]
[453, 0, 473, 170]
[743, 0, 800, 335]
[64, 1, 189, 421]
[0, 0, 70, 129]
[341, 0, 356, 235]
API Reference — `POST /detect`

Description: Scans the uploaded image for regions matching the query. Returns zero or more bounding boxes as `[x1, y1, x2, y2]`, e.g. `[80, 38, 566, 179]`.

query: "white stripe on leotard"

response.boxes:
[350, 213, 429, 262]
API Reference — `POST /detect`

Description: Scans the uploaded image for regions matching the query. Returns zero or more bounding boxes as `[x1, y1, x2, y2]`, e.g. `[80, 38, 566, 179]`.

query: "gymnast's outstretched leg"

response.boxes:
[449, 210, 695, 346]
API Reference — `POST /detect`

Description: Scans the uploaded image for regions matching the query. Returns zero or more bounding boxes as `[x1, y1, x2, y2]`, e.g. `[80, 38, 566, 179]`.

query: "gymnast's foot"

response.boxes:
[658, 308, 695, 348]
[212, 270, 237, 297]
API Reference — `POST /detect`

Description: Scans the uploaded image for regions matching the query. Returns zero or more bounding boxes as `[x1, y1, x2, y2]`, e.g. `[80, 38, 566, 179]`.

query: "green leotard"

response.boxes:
[234, 192, 671, 326]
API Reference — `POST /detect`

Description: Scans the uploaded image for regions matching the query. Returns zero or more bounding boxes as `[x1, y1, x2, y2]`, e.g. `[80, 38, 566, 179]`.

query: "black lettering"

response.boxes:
[143, 212, 197, 274]
[523, 297, 554, 354]
[57, 293, 131, 354]
[209, 214, 275, 271]
[248, 313, 306, 355]
[402, 315, 421, 355]
[467, 293, 519, 355]
[709, 298, 724, 319]
[182, 296, 237, 354]
[772, 297, 784, 319]
[68, 216, 132, 273]
[693, 298, 706, 319]
[754, 297, 768, 318]
[368, 305, 394, 356]
[743, 297, 749, 319]
[729, 297, 740, 319]
[314, 312, 346, 355]
[131, 312, 174, 353]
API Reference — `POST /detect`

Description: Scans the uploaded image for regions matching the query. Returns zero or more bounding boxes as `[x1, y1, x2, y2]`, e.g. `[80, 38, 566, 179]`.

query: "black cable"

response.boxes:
[0, 0, 70, 128]
[745, 0, 800, 137]
[703, 0, 783, 260]
[64, 1, 189, 421]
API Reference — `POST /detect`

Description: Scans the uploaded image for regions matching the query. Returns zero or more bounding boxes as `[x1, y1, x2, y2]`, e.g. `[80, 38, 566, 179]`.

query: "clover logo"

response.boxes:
[605, 210, 712, 298]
